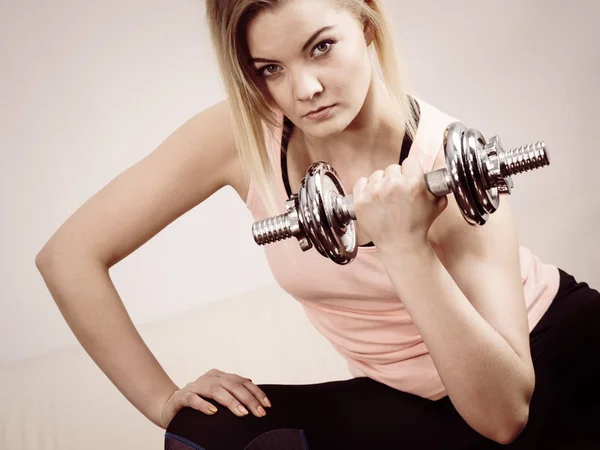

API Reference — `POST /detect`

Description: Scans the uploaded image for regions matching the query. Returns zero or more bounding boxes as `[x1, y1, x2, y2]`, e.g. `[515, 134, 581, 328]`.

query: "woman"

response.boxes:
[35, 0, 600, 449]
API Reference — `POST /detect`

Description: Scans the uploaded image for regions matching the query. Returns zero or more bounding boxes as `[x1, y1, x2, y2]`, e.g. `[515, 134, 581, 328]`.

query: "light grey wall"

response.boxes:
[1, 0, 598, 365]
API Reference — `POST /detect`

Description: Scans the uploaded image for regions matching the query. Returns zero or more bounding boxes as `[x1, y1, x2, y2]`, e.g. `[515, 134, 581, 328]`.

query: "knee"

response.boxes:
[164, 405, 286, 450]
[165, 406, 239, 450]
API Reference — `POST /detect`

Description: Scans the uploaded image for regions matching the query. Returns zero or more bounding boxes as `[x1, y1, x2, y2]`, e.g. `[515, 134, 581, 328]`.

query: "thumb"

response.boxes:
[351, 177, 369, 219]
[400, 151, 424, 178]
[352, 176, 369, 199]
[436, 194, 449, 216]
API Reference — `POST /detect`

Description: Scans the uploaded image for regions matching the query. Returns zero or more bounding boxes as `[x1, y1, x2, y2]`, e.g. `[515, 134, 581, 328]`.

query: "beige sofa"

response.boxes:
[0, 284, 353, 450]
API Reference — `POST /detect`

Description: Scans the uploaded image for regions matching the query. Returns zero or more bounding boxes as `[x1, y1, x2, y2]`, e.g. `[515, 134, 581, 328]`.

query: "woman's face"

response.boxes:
[246, 0, 374, 138]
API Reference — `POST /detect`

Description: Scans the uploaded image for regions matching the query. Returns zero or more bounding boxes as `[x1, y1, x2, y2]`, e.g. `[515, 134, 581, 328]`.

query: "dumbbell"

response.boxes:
[251, 121, 550, 265]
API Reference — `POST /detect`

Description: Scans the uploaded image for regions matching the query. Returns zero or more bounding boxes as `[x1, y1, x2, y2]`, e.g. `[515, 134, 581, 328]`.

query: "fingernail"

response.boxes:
[263, 397, 271, 408]
[257, 406, 266, 416]
[238, 405, 249, 415]
[209, 405, 218, 413]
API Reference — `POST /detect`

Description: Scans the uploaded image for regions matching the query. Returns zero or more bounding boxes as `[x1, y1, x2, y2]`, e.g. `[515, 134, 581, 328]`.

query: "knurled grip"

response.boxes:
[424, 169, 452, 197]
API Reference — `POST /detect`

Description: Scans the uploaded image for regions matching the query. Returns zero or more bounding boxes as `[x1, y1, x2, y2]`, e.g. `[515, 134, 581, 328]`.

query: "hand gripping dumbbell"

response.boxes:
[251, 121, 550, 265]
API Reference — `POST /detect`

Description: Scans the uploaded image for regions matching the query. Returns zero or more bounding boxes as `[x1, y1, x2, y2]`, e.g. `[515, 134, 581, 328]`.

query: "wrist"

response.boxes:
[377, 241, 439, 296]
[376, 235, 432, 261]
[158, 385, 180, 429]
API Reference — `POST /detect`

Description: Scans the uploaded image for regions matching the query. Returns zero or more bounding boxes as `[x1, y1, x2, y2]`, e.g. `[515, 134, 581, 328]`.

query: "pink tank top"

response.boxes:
[245, 98, 560, 400]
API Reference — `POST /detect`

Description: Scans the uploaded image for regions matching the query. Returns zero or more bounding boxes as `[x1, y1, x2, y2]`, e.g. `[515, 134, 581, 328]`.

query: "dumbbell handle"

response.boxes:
[328, 140, 549, 225]
[330, 169, 456, 224]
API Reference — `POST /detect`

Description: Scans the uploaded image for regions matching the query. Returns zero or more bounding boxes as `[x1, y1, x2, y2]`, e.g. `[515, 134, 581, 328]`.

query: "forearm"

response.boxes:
[378, 243, 532, 443]
[36, 253, 178, 429]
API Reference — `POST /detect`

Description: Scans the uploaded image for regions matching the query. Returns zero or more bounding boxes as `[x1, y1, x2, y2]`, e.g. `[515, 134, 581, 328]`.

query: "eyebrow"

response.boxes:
[248, 25, 334, 65]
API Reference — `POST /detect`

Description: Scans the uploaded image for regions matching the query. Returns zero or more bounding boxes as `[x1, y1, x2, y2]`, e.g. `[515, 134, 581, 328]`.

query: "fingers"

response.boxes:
[366, 169, 385, 195]
[355, 156, 426, 198]
[354, 168, 385, 199]
[221, 379, 268, 417]
[435, 193, 449, 215]
[160, 371, 273, 428]
[178, 388, 220, 415]
[188, 372, 271, 419]
[352, 176, 368, 200]
[159, 387, 218, 429]
[357, 166, 404, 197]
[384, 164, 403, 178]
[240, 378, 272, 409]
[197, 382, 261, 417]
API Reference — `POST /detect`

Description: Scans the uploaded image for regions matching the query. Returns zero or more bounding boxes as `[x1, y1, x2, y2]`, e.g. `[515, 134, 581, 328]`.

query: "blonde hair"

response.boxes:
[205, 0, 418, 219]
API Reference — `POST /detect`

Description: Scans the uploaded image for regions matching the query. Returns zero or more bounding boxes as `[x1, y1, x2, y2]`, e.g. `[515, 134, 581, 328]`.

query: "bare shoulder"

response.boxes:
[36, 99, 249, 267]
[191, 99, 249, 201]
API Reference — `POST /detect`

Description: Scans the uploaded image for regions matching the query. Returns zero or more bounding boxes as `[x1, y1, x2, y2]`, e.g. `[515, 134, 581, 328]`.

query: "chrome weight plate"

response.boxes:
[444, 123, 482, 225]
[299, 162, 357, 264]
[323, 171, 357, 265]
[464, 128, 499, 217]
[461, 129, 489, 224]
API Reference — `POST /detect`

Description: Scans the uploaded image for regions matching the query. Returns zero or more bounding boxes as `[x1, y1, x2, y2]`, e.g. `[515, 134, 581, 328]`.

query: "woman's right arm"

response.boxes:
[34, 100, 247, 429]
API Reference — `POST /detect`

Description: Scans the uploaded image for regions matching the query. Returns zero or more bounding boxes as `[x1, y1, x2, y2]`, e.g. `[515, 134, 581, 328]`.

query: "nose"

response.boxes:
[292, 68, 323, 102]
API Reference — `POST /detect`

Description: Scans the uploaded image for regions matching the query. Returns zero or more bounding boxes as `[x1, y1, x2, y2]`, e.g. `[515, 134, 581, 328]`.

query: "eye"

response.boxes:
[256, 64, 280, 78]
[312, 39, 335, 57]
[256, 39, 336, 79]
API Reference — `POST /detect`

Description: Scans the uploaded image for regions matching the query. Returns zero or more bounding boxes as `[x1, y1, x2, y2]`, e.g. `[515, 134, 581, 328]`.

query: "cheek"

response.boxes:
[250, 75, 276, 106]
[331, 46, 371, 91]
[255, 80, 288, 110]
[268, 85, 293, 111]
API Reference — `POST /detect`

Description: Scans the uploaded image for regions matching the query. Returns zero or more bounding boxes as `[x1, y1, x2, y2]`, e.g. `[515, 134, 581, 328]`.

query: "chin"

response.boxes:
[306, 114, 350, 138]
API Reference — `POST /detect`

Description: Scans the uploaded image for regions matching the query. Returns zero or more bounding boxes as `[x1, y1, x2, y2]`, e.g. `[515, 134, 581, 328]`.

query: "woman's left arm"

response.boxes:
[377, 150, 535, 445]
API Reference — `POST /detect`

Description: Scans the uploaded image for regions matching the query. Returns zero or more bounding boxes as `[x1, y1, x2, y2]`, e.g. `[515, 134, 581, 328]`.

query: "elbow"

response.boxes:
[495, 365, 535, 445]
[493, 406, 530, 445]
[470, 367, 535, 445]
[36, 242, 64, 270]
[36, 245, 64, 273]
[35, 248, 54, 270]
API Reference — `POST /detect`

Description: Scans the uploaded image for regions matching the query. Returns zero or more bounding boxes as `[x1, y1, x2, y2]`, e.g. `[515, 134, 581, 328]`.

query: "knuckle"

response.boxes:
[380, 178, 395, 191]
[389, 177, 404, 192]
[207, 384, 221, 397]
[370, 169, 384, 181]
[232, 374, 247, 383]
[239, 387, 257, 402]
[406, 178, 420, 195]
[385, 163, 399, 174]
[381, 178, 393, 190]
[241, 379, 255, 389]
[220, 378, 235, 389]
[211, 391, 228, 406]
[229, 382, 247, 397]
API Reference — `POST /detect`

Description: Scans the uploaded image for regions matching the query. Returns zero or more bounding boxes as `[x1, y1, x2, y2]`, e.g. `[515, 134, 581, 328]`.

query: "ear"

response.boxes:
[363, 19, 374, 46]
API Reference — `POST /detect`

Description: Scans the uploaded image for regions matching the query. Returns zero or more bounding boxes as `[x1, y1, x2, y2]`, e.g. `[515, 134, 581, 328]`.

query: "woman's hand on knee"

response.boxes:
[160, 368, 272, 428]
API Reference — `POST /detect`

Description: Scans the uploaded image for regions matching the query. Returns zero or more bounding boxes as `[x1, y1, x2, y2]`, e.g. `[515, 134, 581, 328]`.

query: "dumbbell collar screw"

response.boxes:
[286, 196, 312, 251]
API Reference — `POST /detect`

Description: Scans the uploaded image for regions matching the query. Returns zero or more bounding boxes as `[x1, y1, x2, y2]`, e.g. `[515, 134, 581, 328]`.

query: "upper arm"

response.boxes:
[36, 99, 246, 268]
[428, 148, 534, 372]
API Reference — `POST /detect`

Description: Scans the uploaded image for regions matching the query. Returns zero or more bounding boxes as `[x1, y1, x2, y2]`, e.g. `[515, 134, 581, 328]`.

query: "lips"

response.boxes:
[305, 105, 332, 117]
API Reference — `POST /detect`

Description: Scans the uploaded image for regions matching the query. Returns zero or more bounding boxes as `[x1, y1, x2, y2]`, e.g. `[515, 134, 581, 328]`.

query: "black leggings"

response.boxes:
[165, 268, 600, 449]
